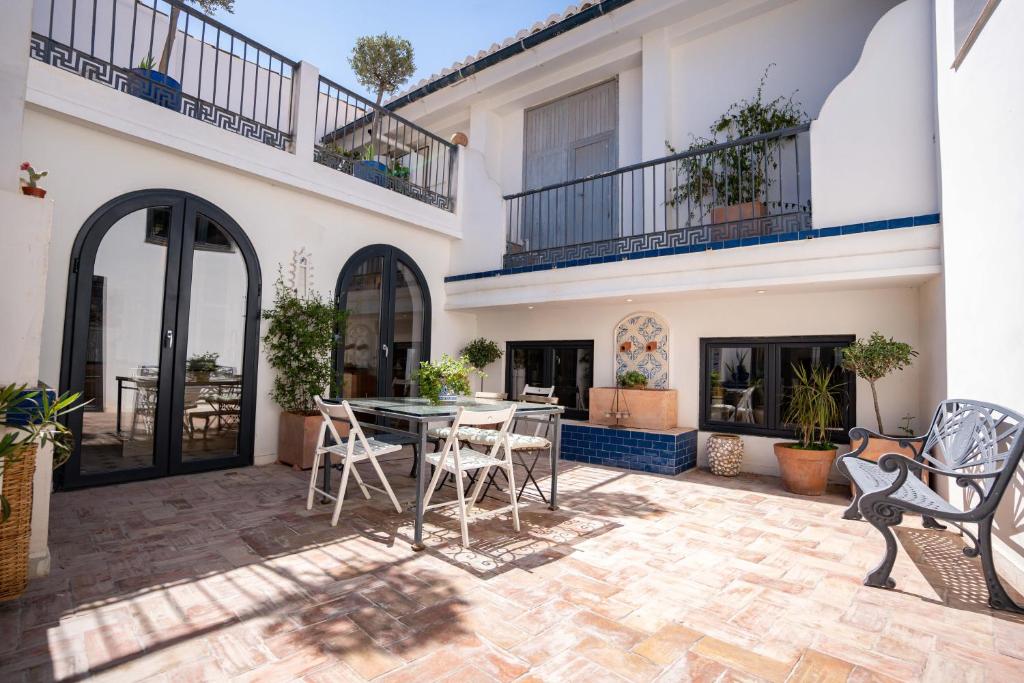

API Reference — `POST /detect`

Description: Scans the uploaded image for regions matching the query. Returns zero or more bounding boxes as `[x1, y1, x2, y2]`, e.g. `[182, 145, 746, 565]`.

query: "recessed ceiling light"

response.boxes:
[528, 305, 535, 309]
[756, 290, 766, 295]
[626, 298, 633, 302]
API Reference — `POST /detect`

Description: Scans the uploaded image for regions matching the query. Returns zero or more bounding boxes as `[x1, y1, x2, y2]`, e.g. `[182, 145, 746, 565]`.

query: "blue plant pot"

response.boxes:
[353, 159, 388, 187]
[128, 68, 182, 112]
[438, 386, 458, 403]
[4, 389, 56, 426]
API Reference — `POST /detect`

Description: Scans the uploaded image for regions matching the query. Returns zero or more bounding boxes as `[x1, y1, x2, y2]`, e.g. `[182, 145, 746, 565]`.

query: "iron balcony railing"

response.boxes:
[504, 123, 811, 268]
[313, 76, 457, 212]
[30, 0, 297, 149]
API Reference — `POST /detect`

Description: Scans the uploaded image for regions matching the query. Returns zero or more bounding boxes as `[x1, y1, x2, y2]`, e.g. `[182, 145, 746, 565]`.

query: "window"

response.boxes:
[505, 341, 594, 420]
[700, 336, 856, 441]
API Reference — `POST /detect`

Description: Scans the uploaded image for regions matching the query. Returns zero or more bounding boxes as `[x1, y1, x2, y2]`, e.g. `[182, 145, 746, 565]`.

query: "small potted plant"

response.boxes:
[460, 338, 503, 392]
[415, 354, 473, 405]
[263, 274, 349, 469]
[773, 364, 842, 496]
[186, 351, 219, 383]
[617, 371, 649, 390]
[19, 162, 47, 198]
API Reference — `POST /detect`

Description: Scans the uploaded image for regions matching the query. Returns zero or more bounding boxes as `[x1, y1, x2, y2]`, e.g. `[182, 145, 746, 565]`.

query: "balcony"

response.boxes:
[28, 0, 456, 211]
[504, 124, 811, 269]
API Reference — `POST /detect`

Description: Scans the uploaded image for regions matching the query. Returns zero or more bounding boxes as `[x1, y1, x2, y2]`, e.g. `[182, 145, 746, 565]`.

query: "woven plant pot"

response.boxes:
[707, 433, 743, 476]
[0, 444, 37, 601]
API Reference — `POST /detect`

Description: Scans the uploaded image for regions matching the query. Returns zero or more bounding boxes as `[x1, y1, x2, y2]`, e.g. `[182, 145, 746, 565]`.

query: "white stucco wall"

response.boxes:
[471, 285, 928, 477]
[934, 0, 1024, 582]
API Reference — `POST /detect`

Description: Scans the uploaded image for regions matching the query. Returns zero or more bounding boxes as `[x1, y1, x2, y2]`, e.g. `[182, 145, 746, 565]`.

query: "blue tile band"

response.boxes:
[444, 213, 940, 283]
[559, 423, 697, 475]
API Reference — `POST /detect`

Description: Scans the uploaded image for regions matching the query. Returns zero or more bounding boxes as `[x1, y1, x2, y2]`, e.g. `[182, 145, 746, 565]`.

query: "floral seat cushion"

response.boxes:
[427, 426, 550, 450]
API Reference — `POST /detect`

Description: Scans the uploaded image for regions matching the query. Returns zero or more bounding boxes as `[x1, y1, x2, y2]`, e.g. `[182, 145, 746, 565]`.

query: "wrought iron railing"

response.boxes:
[29, 0, 296, 149]
[504, 124, 811, 268]
[313, 76, 457, 212]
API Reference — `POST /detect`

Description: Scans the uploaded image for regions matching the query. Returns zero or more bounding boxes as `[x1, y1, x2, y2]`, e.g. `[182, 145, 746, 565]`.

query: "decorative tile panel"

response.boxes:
[560, 423, 696, 475]
[615, 312, 669, 389]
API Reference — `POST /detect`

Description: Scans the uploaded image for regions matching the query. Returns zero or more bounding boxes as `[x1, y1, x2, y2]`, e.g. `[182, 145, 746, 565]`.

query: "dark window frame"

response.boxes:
[699, 335, 856, 442]
[504, 339, 594, 420]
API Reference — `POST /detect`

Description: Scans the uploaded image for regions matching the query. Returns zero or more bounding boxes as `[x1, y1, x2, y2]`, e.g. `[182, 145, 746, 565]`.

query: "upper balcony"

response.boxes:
[503, 125, 811, 270]
[28, 0, 456, 213]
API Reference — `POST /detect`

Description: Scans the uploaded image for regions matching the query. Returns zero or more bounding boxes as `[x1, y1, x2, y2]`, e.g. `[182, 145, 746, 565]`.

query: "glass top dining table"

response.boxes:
[321, 396, 565, 550]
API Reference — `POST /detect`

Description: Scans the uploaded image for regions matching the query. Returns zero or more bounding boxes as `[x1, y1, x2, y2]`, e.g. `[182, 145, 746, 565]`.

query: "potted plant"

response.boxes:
[348, 33, 416, 179]
[415, 354, 473, 405]
[841, 332, 919, 480]
[460, 338, 503, 392]
[667, 65, 807, 226]
[773, 364, 842, 496]
[617, 371, 649, 389]
[710, 370, 725, 402]
[19, 162, 47, 198]
[130, 1, 234, 111]
[263, 274, 348, 469]
[186, 351, 219, 383]
[725, 351, 750, 385]
[1, 384, 85, 600]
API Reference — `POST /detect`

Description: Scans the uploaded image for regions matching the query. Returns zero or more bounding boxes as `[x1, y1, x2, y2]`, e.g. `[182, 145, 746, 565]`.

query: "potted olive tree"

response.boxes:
[263, 275, 348, 469]
[841, 332, 919, 483]
[348, 33, 415, 181]
[461, 338, 503, 393]
[773, 364, 842, 496]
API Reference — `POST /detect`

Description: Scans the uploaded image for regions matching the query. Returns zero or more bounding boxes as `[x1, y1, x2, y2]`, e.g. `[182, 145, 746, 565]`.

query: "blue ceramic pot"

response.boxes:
[438, 385, 458, 403]
[128, 68, 182, 111]
[353, 159, 388, 187]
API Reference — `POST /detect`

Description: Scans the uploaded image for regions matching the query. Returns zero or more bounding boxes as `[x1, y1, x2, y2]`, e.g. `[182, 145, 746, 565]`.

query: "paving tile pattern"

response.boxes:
[1, 453, 1022, 682]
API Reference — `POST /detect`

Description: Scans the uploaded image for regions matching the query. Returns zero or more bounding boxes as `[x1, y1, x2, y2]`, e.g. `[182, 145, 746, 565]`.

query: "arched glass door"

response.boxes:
[59, 191, 261, 489]
[336, 246, 431, 398]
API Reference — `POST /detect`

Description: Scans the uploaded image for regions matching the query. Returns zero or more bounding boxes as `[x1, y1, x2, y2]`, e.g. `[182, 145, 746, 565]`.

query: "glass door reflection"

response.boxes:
[342, 256, 384, 398]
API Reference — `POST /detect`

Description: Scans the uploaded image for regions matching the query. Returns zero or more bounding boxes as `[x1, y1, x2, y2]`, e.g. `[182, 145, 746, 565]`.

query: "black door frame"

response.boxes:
[58, 189, 262, 489]
[335, 245, 431, 398]
[504, 339, 594, 420]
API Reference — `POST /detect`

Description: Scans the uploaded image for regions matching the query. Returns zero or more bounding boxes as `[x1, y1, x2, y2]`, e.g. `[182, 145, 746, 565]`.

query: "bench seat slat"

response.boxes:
[844, 458, 958, 515]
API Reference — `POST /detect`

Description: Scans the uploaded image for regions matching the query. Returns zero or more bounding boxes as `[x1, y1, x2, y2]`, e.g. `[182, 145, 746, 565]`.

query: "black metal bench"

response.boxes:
[837, 399, 1024, 613]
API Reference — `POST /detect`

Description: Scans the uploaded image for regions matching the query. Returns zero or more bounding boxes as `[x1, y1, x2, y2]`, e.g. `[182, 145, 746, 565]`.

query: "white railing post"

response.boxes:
[1, 0, 35, 190]
[290, 60, 320, 159]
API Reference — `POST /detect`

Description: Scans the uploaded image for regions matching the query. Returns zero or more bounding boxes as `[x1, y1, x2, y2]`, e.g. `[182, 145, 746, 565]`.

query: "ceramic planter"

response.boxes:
[707, 433, 744, 476]
[277, 411, 348, 470]
[712, 201, 767, 224]
[20, 186, 46, 199]
[128, 68, 182, 111]
[438, 385, 458, 403]
[773, 442, 837, 496]
[588, 387, 678, 430]
[353, 159, 388, 187]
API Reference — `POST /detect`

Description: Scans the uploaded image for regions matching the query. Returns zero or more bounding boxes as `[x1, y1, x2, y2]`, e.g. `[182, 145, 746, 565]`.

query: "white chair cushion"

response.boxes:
[319, 437, 403, 459]
[428, 426, 550, 450]
[425, 447, 506, 473]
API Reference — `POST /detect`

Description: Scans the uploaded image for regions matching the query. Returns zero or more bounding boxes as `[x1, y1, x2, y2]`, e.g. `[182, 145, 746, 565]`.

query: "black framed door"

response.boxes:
[335, 245, 431, 398]
[58, 190, 261, 489]
[505, 340, 594, 420]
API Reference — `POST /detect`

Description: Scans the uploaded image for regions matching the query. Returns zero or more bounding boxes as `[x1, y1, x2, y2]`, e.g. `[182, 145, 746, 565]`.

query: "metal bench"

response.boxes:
[837, 399, 1024, 613]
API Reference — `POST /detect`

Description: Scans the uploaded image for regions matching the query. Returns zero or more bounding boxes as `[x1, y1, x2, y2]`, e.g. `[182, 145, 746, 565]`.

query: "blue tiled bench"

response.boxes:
[559, 421, 697, 475]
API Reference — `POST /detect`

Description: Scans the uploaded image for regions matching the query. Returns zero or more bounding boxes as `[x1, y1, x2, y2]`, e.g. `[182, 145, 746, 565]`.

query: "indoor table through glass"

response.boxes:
[320, 396, 564, 550]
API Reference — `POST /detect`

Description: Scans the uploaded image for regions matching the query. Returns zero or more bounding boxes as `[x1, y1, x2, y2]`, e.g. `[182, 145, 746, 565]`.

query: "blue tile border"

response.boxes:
[444, 213, 940, 283]
[559, 424, 698, 475]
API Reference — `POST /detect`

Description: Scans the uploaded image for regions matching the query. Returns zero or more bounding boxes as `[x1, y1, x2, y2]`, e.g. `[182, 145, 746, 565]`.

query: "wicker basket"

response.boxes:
[0, 444, 37, 602]
[707, 433, 744, 476]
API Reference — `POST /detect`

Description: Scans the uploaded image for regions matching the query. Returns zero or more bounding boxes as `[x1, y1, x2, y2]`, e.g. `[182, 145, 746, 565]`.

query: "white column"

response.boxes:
[0, 0, 35, 188]
[290, 61, 320, 159]
[641, 28, 672, 162]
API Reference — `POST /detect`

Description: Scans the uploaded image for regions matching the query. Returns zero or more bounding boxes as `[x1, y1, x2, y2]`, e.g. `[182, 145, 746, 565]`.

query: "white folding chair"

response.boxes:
[306, 396, 403, 526]
[522, 384, 555, 398]
[422, 405, 520, 548]
[733, 386, 757, 423]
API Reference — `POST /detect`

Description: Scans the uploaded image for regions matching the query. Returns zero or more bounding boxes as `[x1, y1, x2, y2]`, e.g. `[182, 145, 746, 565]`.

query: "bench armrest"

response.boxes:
[845, 427, 925, 461]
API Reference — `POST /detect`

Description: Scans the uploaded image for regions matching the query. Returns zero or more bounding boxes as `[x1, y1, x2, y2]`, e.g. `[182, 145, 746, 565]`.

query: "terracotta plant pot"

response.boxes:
[773, 442, 837, 496]
[711, 200, 767, 224]
[21, 186, 46, 198]
[588, 387, 678, 430]
[847, 435, 925, 497]
[277, 411, 348, 470]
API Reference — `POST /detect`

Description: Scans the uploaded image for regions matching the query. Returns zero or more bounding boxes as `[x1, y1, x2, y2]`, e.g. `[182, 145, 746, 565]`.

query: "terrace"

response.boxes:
[3, 456, 1023, 681]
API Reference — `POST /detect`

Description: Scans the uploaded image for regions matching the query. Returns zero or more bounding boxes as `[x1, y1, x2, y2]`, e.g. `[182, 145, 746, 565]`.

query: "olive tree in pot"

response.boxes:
[461, 338, 503, 393]
[773, 364, 843, 496]
[840, 332, 919, 484]
[263, 275, 348, 469]
[348, 33, 415, 180]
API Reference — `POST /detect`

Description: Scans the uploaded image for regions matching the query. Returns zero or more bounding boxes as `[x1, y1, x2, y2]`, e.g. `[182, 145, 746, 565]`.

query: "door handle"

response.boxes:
[382, 343, 389, 358]
[164, 329, 174, 349]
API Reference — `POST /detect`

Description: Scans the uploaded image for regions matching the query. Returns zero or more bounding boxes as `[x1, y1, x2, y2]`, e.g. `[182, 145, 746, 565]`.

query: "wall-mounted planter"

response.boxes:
[589, 387, 677, 430]
[712, 201, 767, 224]
[127, 69, 182, 111]
[20, 186, 46, 199]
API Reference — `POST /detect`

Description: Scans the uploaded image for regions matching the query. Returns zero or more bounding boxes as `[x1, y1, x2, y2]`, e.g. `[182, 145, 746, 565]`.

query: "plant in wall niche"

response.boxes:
[460, 338, 503, 392]
[841, 331, 917, 434]
[19, 162, 48, 198]
[666, 65, 807, 224]
[773, 364, 844, 496]
[262, 274, 349, 415]
[617, 371, 649, 389]
[349, 33, 416, 161]
[415, 354, 474, 405]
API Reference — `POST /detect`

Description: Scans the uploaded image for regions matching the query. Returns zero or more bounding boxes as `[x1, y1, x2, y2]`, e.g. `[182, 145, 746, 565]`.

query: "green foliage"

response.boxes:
[138, 54, 157, 70]
[667, 65, 807, 221]
[0, 384, 87, 523]
[349, 33, 416, 105]
[784, 364, 843, 450]
[159, 1, 235, 73]
[898, 413, 916, 437]
[617, 371, 649, 389]
[415, 354, 473, 405]
[461, 338, 503, 392]
[841, 331, 917, 433]
[262, 274, 348, 414]
[19, 162, 47, 188]
[186, 351, 219, 374]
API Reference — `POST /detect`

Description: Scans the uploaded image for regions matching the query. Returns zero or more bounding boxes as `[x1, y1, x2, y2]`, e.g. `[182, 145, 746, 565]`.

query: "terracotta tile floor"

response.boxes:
[2, 452, 1023, 682]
